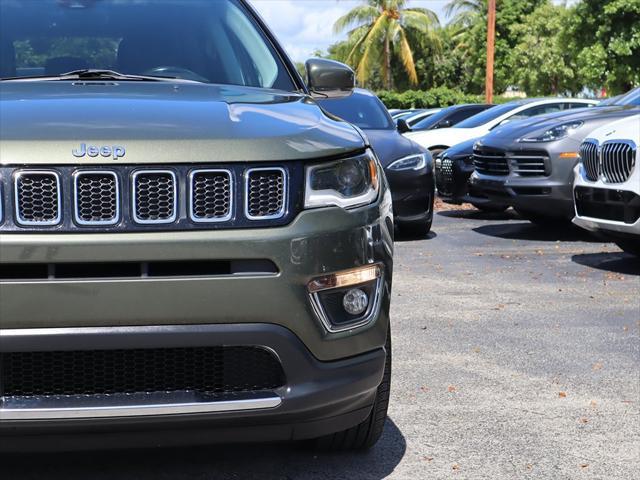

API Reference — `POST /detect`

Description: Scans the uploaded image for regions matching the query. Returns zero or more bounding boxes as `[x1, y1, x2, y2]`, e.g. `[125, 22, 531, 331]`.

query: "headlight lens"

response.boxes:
[387, 153, 427, 171]
[304, 150, 380, 209]
[520, 121, 584, 143]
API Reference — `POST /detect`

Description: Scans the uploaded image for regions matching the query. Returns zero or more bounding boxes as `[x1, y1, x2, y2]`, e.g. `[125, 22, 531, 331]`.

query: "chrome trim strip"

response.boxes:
[308, 271, 384, 334]
[188, 168, 234, 223]
[0, 392, 281, 420]
[73, 170, 120, 226]
[244, 167, 287, 220]
[13, 170, 62, 226]
[131, 170, 178, 225]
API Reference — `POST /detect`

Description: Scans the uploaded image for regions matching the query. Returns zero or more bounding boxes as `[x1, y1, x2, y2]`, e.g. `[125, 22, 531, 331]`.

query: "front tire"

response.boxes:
[315, 334, 391, 451]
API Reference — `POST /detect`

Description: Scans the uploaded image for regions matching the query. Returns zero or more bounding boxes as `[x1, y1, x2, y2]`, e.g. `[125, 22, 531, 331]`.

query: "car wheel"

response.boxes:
[471, 203, 508, 213]
[615, 239, 640, 257]
[403, 184, 435, 237]
[314, 333, 391, 451]
[514, 208, 571, 226]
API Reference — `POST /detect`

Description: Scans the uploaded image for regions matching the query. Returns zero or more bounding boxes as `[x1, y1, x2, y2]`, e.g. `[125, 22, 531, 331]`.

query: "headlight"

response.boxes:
[304, 150, 380, 209]
[387, 153, 427, 171]
[520, 121, 584, 143]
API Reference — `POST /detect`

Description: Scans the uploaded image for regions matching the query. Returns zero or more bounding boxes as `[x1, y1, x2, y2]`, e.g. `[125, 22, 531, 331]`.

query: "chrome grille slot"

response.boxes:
[74, 171, 119, 225]
[14, 171, 61, 226]
[601, 141, 636, 184]
[473, 152, 509, 176]
[511, 155, 547, 176]
[246, 168, 286, 219]
[132, 170, 177, 224]
[580, 140, 600, 181]
[189, 169, 232, 222]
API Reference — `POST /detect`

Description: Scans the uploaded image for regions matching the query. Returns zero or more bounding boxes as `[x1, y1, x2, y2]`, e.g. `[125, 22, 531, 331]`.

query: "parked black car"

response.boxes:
[319, 89, 435, 235]
[435, 138, 507, 212]
[400, 104, 493, 134]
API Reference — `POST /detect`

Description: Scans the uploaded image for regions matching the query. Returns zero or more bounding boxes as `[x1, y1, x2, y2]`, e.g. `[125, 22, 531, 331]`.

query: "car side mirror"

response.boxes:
[305, 58, 355, 99]
[437, 119, 451, 128]
[397, 119, 411, 133]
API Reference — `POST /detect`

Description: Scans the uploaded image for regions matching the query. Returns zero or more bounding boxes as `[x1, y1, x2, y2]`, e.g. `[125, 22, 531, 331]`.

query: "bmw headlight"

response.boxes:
[304, 150, 380, 209]
[387, 153, 427, 171]
[520, 121, 584, 143]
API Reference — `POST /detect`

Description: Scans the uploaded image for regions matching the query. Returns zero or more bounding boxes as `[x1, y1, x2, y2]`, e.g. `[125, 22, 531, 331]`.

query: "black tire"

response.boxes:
[615, 239, 640, 257]
[514, 208, 571, 227]
[401, 184, 435, 237]
[315, 334, 391, 451]
[471, 203, 508, 213]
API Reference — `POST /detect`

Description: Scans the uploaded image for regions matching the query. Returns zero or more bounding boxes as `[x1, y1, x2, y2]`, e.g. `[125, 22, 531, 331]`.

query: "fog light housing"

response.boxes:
[343, 288, 369, 315]
[308, 264, 383, 333]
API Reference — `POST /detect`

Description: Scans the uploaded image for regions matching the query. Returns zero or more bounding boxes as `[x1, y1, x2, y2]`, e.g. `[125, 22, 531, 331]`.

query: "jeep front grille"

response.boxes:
[580, 140, 600, 181]
[189, 169, 233, 222]
[246, 168, 286, 219]
[14, 171, 61, 226]
[601, 141, 636, 184]
[74, 171, 120, 225]
[0, 346, 286, 398]
[132, 170, 177, 224]
[0, 164, 299, 232]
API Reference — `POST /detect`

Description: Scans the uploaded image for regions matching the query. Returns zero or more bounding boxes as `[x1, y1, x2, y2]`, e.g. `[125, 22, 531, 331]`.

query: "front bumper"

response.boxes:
[573, 165, 640, 236]
[0, 324, 386, 451]
[385, 166, 434, 223]
[470, 156, 577, 218]
[0, 200, 394, 448]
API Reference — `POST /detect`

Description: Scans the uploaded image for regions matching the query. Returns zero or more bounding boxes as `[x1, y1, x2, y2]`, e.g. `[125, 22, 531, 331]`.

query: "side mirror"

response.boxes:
[305, 58, 355, 98]
[397, 119, 411, 134]
[437, 119, 451, 129]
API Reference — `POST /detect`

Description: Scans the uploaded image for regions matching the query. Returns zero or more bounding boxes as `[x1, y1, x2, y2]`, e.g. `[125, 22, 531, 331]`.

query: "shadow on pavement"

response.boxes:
[472, 222, 603, 243]
[437, 208, 518, 222]
[395, 230, 437, 243]
[572, 252, 640, 276]
[2, 419, 406, 480]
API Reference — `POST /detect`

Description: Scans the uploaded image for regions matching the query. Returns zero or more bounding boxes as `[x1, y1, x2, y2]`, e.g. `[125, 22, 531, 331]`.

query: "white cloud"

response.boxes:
[250, 0, 448, 61]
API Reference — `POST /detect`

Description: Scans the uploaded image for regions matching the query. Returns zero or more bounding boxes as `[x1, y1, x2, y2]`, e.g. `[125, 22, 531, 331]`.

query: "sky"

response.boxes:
[250, 0, 450, 62]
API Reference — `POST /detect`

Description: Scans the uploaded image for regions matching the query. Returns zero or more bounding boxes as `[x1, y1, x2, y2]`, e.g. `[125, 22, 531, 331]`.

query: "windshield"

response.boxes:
[455, 103, 521, 128]
[0, 0, 296, 90]
[611, 88, 640, 106]
[318, 93, 394, 130]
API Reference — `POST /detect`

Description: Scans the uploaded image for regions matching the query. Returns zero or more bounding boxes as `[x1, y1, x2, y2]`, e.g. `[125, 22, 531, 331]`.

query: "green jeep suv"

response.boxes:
[0, 0, 393, 451]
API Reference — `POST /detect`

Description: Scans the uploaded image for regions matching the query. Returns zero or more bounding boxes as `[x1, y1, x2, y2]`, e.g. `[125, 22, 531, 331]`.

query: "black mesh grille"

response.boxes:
[15, 172, 60, 224]
[436, 156, 454, 195]
[580, 140, 600, 181]
[134, 171, 175, 222]
[191, 170, 232, 220]
[75, 172, 118, 223]
[0, 347, 285, 397]
[247, 169, 285, 218]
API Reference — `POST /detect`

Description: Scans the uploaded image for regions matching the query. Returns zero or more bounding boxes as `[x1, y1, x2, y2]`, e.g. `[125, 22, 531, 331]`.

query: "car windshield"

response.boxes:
[455, 103, 521, 128]
[318, 93, 395, 130]
[611, 88, 640, 106]
[0, 0, 296, 90]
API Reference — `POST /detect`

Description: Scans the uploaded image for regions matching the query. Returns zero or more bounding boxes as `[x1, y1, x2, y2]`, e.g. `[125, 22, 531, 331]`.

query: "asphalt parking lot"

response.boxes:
[4, 206, 639, 479]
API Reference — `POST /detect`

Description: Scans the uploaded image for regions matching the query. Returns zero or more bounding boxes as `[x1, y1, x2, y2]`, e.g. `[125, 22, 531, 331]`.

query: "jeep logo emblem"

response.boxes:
[73, 143, 126, 160]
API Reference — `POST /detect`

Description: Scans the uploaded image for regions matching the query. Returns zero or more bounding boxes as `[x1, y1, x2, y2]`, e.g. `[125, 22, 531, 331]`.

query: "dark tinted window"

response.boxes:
[318, 93, 394, 130]
[455, 103, 522, 128]
[0, 0, 296, 90]
[509, 103, 564, 121]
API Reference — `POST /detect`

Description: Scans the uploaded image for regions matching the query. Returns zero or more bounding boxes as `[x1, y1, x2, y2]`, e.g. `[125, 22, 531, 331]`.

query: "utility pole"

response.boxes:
[486, 0, 496, 103]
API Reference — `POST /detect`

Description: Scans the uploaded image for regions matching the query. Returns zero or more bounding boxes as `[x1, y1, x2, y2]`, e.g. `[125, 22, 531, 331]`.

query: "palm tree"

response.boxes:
[444, 0, 485, 27]
[333, 0, 439, 89]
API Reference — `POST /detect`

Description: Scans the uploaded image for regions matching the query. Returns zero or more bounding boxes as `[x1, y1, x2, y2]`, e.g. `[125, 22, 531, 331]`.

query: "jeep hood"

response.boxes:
[0, 82, 365, 165]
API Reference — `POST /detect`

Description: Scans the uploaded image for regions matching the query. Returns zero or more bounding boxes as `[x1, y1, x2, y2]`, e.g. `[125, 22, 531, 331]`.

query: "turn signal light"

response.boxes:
[307, 264, 381, 293]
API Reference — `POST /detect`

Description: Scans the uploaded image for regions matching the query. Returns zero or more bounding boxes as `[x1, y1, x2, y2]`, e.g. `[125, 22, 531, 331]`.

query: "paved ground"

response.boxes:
[4, 207, 639, 479]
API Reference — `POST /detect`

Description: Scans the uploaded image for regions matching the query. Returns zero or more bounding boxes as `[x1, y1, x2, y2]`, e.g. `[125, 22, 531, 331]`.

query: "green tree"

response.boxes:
[509, 3, 577, 95]
[332, 0, 440, 89]
[570, 0, 640, 93]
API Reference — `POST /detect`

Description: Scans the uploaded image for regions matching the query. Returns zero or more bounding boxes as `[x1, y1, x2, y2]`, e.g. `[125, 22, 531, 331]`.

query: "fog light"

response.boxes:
[343, 288, 369, 315]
